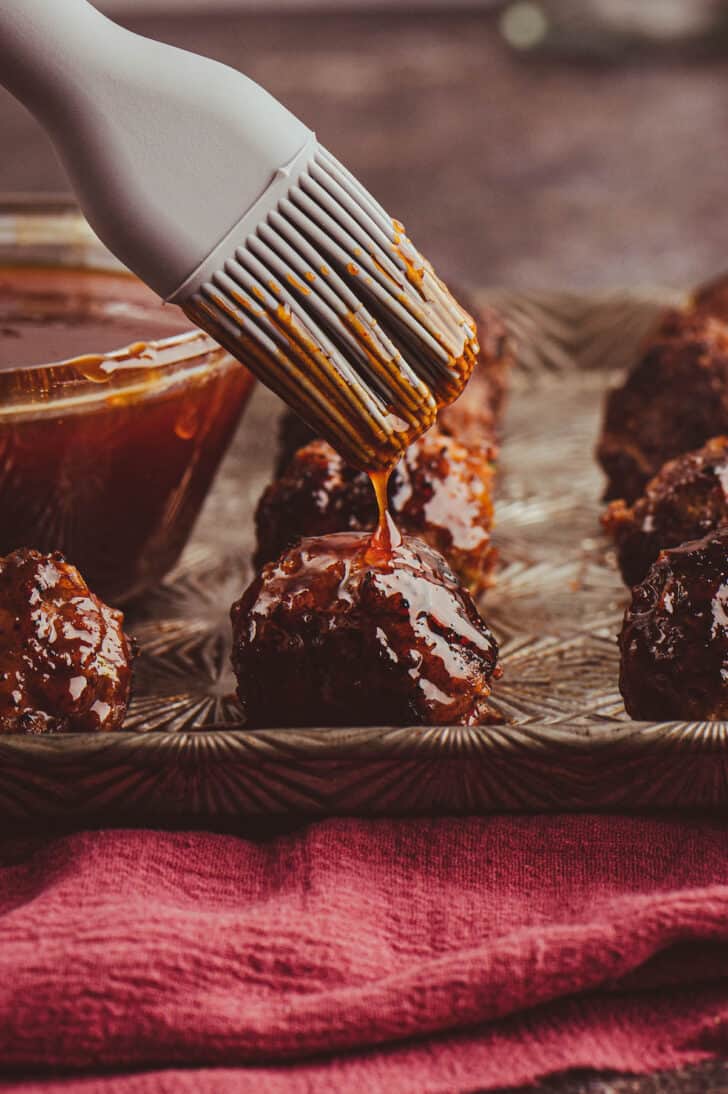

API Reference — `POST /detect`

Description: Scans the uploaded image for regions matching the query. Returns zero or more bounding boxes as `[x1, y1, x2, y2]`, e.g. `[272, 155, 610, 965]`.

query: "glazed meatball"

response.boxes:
[603, 437, 728, 587]
[619, 529, 728, 721]
[0, 549, 133, 734]
[597, 310, 728, 503]
[274, 302, 513, 474]
[232, 532, 501, 728]
[255, 431, 497, 595]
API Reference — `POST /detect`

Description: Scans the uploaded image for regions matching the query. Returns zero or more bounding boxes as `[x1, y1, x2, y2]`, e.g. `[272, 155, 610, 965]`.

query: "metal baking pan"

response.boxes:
[4, 283, 725, 822]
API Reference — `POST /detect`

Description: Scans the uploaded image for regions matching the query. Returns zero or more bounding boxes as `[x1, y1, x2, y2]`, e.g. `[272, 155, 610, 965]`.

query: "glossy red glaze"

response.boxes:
[0, 548, 132, 734]
[232, 531, 501, 729]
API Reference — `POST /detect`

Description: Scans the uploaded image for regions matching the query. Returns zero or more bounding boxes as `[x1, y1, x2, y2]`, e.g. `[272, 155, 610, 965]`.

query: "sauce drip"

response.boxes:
[366, 468, 402, 565]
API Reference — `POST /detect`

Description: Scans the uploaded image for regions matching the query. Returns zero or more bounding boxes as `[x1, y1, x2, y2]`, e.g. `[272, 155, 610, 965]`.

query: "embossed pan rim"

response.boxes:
[0, 718, 726, 820]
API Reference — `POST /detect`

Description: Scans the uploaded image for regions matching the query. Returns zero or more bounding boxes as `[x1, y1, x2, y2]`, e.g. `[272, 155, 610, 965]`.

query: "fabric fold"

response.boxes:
[0, 815, 727, 1090]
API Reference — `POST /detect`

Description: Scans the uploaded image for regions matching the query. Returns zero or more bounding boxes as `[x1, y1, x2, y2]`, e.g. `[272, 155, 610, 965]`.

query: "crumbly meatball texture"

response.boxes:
[255, 432, 497, 595]
[232, 532, 501, 728]
[603, 436, 728, 587]
[0, 549, 133, 734]
[619, 529, 728, 721]
[274, 302, 513, 475]
[597, 310, 728, 504]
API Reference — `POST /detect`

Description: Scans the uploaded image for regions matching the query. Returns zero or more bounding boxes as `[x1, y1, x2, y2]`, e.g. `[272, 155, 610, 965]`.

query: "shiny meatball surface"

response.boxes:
[597, 310, 728, 503]
[232, 532, 501, 728]
[619, 529, 728, 721]
[0, 549, 133, 734]
[603, 436, 728, 587]
[255, 432, 497, 595]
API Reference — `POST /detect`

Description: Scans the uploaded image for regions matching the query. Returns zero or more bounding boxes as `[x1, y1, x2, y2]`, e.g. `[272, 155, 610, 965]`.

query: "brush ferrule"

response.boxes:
[167, 134, 317, 307]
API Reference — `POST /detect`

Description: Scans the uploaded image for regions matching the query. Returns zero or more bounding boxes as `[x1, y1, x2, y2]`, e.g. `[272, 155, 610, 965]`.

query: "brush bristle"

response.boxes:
[183, 146, 478, 471]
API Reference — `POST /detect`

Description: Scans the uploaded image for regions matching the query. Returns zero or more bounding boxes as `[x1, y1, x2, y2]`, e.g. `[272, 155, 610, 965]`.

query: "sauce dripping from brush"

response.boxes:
[365, 468, 402, 566]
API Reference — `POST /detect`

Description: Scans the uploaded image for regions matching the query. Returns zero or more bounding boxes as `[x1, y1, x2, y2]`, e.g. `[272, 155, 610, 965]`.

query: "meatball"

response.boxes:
[274, 302, 513, 474]
[597, 310, 728, 503]
[231, 532, 501, 728]
[603, 436, 728, 587]
[255, 431, 497, 595]
[257, 439, 378, 564]
[0, 549, 133, 734]
[619, 529, 728, 721]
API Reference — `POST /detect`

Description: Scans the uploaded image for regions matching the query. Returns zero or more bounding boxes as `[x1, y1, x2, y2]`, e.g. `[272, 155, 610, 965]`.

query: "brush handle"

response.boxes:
[0, 0, 107, 121]
[0, 0, 311, 298]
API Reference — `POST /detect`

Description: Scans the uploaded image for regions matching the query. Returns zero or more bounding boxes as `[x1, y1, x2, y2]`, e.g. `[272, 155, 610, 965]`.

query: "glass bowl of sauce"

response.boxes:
[0, 198, 255, 603]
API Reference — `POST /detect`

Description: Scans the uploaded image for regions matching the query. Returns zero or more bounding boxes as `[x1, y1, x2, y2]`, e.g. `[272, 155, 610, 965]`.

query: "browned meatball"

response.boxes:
[597, 310, 728, 503]
[255, 431, 497, 595]
[257, 439, 377, 564]
[619, 529, 728, 720]
[274, 302, 513, 474]
[603, 436, 728, 587]
[0, 549, 133, 734]
[231, 532, 501, 728]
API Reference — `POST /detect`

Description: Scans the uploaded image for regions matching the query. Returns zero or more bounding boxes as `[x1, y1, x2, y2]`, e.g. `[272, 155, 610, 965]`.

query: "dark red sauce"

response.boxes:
[365, 467, 402, 564]
[0, 267, 255, 603]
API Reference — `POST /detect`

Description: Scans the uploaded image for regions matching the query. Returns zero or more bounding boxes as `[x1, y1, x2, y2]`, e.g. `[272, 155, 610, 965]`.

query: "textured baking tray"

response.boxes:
[5, 285, 726, 823]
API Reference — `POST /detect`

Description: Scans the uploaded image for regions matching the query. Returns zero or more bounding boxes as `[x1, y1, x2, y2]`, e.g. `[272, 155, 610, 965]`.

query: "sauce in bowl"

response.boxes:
[0, 266, 255, 603]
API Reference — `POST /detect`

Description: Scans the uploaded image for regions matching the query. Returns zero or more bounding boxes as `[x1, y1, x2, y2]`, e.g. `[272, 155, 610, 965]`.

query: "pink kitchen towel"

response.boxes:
[1, 814, 728, 1092]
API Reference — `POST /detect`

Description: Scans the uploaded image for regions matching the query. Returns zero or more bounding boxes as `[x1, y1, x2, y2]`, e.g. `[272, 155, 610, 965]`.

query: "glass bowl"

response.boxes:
[0, 196, 256, 604]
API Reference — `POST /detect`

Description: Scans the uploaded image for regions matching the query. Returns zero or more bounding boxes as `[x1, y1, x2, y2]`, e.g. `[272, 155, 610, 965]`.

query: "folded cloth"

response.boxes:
[1, 815, 728, 1093]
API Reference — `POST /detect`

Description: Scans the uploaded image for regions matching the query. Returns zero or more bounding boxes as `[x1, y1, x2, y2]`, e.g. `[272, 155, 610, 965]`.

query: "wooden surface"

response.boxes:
[2, 6, 728, 293]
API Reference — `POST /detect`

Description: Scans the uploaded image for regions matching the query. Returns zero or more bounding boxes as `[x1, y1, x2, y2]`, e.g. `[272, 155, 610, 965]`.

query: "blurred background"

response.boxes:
[2, 0, 728, 292]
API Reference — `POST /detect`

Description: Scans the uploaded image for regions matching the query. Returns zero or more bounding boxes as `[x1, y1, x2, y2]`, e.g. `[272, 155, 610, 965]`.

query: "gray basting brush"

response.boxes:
[0, 0, 478, 470]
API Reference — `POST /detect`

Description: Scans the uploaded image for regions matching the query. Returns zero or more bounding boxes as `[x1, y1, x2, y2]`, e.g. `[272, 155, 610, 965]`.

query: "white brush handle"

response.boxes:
[0, 0, 311, 298]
